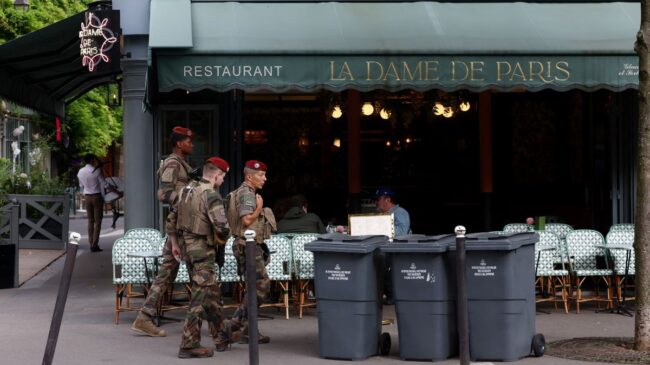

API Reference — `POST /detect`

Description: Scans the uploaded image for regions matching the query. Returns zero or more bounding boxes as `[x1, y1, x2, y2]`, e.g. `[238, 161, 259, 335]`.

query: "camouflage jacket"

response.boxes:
[176, 179, 229, 244]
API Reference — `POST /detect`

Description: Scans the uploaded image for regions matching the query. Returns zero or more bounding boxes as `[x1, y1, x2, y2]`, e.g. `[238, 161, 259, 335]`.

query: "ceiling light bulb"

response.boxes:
[433, 102, 445, 116]
[333, 138, 341, 148]
[361, 102, 375, 116]
[405, 137, 412, 144]
[385, 140, 392, 147]
[379, 108, 391, 120]
[460, 101, 470, 112]
[331, 105, 343, 119]
[443, 107, 454, 118]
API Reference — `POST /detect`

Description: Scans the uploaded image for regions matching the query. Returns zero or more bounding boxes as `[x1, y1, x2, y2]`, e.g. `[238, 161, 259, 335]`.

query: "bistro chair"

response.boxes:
[544, 223, 574, 271]
[609, 223, 635, 232]
[605, 230, 636, 302]
[565, 230, 613, 313]
[261, 235, 293, 319]
[124, 228, 162, 251]
[290, 233, 319, 318]
[534, 231, 570, 313]
[503, 223, 533, 233]
[112, 237, 154, 324]
[219, 237, 244, 308]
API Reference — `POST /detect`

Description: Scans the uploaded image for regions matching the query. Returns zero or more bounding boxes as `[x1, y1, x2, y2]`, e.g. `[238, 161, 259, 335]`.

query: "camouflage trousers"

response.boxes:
[140, 236, 180, 318]
[180, 235, 231, 349]
[230, 238, 270, 331]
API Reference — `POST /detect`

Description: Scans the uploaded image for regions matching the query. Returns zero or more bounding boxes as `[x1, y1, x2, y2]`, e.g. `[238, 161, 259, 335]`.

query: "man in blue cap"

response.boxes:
[375, 187, 411, 305]
[375, 187, 410, 237]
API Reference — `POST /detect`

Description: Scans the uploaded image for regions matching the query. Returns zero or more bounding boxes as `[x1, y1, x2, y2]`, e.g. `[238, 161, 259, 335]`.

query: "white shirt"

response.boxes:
[77, 164, 106, 196]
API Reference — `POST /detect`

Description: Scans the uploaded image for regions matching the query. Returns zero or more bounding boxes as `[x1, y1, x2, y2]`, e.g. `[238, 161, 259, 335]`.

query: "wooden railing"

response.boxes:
[0, 194, 69, 250]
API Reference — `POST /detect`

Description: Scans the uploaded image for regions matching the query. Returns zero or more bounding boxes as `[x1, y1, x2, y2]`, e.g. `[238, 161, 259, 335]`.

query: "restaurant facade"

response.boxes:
[112, 0, 639, 234]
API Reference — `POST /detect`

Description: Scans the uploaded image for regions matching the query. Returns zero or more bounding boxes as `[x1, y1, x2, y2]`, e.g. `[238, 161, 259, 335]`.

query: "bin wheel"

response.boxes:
[379, 332, 391, 356]
[532, 333, 545, 357]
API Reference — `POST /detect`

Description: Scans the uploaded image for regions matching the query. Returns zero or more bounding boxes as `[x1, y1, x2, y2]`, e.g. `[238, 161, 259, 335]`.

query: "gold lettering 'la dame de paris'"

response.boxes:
[329, 60, 571, 83]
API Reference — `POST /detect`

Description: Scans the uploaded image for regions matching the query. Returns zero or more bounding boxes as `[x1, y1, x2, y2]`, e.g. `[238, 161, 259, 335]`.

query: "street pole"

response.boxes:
[42, 232, 80, 365]
[455, 225, 470, 365]
[244, 229, 259, 365]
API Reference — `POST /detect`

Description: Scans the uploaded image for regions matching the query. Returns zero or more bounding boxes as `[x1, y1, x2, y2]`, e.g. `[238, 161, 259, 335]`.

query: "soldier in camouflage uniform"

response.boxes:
[131, 126, 193, 337]
[226, 160, 272, 344]
[175, 157, 236, 358]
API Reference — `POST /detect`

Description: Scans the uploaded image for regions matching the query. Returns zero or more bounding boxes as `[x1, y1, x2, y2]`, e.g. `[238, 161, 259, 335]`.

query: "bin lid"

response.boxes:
[305, 233, 388, 253]
[448, 231, 538, 251]
[379, 234, 455, 253]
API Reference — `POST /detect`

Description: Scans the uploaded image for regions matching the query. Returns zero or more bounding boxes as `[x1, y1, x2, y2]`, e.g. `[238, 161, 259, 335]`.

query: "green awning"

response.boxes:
[152, 1, 639, 93]
[0, 9, 121, 118]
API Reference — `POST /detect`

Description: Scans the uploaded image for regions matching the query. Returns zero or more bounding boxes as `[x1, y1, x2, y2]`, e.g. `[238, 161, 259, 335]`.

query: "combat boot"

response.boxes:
[238, 329, 270, 344]
[178, 346, 214, 359]
[215, 321, 242, 352]
[131, 315, 166, 337]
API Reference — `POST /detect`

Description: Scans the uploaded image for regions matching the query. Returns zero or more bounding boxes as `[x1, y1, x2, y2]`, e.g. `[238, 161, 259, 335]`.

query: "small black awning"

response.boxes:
[0, 8, 121, 118]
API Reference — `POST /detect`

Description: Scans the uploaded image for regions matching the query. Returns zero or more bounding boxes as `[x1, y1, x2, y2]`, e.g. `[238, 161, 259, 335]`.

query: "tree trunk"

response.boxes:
[634, 0, 650, 352]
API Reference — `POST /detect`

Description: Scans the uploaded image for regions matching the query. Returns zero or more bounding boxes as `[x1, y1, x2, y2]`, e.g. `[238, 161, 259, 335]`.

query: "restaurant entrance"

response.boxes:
[226, 88, 634, 234]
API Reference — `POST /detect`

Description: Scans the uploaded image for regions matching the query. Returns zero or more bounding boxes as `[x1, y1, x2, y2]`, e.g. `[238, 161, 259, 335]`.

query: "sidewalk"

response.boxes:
[0, 217, 635, 365]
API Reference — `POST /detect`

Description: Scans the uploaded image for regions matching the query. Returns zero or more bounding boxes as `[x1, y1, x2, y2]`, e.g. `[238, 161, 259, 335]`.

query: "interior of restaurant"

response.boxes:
[156, 88, 637, 235]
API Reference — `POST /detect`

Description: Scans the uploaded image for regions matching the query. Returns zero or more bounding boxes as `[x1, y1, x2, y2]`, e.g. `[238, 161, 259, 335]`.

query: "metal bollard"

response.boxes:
[244, 229, 259, 365]
[455, 225, 470, 365]
[42, 232, 80, 365]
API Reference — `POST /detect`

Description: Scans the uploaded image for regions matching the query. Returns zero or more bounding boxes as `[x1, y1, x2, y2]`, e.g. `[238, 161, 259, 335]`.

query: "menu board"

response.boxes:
[348, 213, 394, 239]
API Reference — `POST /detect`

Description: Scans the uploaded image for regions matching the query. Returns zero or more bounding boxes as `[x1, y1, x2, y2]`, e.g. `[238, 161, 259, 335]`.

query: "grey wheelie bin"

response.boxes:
[449, 231, 545, 361]
[305, 234, 391, 360]
[380, 234, 457, 361]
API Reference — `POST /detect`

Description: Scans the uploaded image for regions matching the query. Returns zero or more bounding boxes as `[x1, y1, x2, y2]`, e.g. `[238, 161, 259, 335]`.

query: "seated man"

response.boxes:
[375, 187, 411, 305]
[277, 194, 326, 234]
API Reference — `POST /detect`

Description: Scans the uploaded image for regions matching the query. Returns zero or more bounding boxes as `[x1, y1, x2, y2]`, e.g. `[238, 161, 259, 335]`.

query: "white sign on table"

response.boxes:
[348, 213, 394, 239]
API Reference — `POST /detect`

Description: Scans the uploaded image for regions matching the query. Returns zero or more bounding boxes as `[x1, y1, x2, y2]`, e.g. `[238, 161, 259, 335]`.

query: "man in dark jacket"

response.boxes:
[277, 194, 326, 234]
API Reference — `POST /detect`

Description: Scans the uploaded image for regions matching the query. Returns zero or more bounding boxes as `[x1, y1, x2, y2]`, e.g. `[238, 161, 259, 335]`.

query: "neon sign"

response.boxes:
[79, 11, 118, 72]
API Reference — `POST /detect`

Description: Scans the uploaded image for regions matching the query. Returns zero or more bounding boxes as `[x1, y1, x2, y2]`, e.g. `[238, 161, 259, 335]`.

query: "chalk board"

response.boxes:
[348, 213, 394, 239]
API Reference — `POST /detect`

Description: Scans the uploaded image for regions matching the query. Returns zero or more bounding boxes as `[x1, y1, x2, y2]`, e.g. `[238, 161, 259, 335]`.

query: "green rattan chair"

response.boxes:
[219, 237, 243, 307]
[545, 223, 574, 271]
[261, 235, 293, 319]
[565, 229, 613, 313]
[112, 237, 155, 324]
[503, 223, 533, 233]
[124, 228, 162, 251]
[609, 223, 634, 232]
[535, 231, 570, 313]
[291, 233, 319, 318]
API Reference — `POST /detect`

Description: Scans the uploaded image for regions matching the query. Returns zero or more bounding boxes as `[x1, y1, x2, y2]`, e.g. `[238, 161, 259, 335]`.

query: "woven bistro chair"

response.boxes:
[534, 231, 570, 313]
[503, 223, 533, 233]
[112, 237, 155, 324]
[260, 235, 294, 319]
[545, 223, 574, 271]
[219, 237, 244, 308]
[291, 233, 319, 318]
[124, 228, 162, 250]
[609, 223, 635, 232]
[605, 230, 636, 301]
[565, 230, 613, 313]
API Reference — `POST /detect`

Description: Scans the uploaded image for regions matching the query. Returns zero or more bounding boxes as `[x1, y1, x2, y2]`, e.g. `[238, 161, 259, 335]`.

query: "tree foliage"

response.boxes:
[0, 0, 123, 158]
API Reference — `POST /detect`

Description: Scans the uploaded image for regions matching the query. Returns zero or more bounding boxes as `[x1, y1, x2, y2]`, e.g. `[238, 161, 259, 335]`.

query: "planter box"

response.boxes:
[4, 194, 69, 250]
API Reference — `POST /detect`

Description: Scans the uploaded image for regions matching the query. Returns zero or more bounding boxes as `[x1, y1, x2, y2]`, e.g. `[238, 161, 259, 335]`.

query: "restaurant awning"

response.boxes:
[151, 1, 639, 93]
[0, 9, 121, 118]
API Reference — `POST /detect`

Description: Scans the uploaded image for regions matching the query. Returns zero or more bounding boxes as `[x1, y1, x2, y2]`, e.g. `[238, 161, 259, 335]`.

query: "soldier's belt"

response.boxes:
[182, 232, 208, 240]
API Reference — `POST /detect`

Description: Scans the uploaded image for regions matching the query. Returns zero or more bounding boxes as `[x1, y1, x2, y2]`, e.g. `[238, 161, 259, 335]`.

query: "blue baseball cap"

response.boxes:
[374, 187, 395, 199]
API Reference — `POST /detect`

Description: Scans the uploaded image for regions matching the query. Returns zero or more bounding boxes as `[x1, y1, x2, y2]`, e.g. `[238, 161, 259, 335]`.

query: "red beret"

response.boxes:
[206, 157, 229, 173]
[245, 160, 267, 171]
[172, 126, 192, 137]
